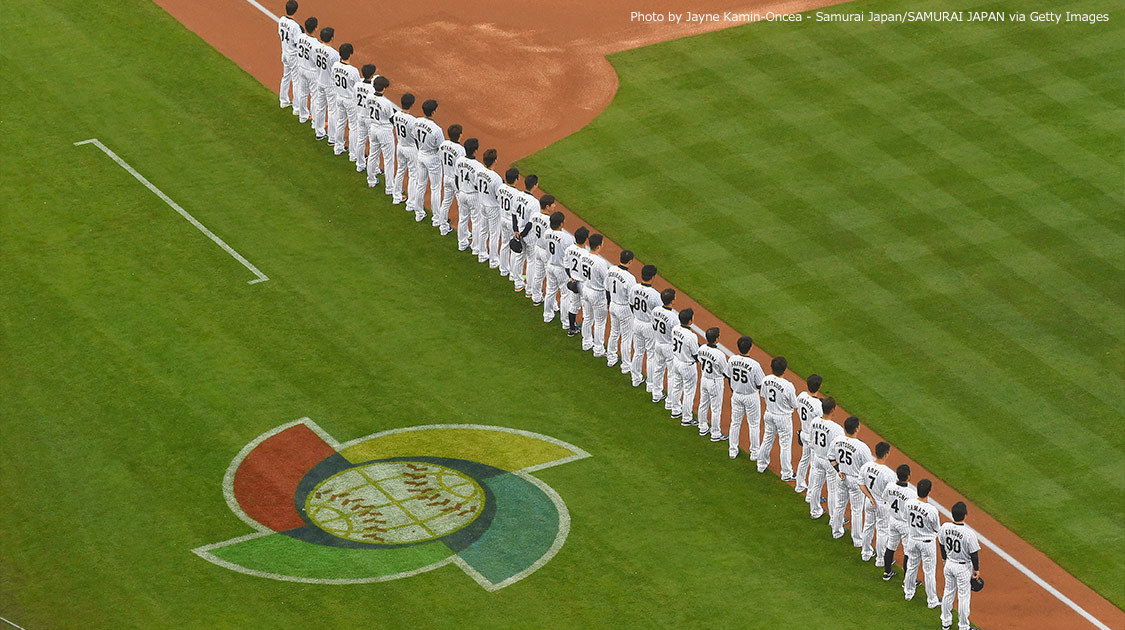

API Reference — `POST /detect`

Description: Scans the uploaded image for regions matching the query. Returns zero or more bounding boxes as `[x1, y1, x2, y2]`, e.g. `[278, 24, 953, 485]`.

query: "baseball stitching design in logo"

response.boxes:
[193, 419, 590, 590]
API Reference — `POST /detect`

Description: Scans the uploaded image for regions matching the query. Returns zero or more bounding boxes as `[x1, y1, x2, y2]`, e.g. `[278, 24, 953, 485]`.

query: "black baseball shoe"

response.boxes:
[881, 569, 897, 581]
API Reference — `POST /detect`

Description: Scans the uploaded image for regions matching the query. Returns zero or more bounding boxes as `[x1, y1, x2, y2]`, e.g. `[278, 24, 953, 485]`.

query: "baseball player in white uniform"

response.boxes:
[330, 44, 360, 158]
[496, 169, 522, 276]
[757, 356, 799, 479]
[805, 397, 842, 518]
[312, 27, 340, 141]
[669, 309, 700, 425]
[858, 441, 896, 566]
[605, 252, 637, 372]
[437, 125, 465, 236]
[409, 100, 444, 224]
[562, 227, 591, 334]
[881, 464, 918, 581]
[365, 76, 396, 191]
[277, 1, 301, 111]
[726, 336, 765, 459]
[828, 416, 872, 544]
[542, 212, 575, 323]
[294, 18, 319, 124]
[939, 501, 982, 630]
[454, 138, 481, 251]
[352, 65, 376, 172]
[580, 235, 610, 351]
[903, 479, 941, 608]
[628, 265, 661, 388]
[509, 175, 538, 291]
[476, 150, 503, 266]
[650, 289, 677, 406]
[390, 93, 417, 206]
[697, 327, 729, 441]
[793, 374, 824, 493]
[526, 195, 554, 303]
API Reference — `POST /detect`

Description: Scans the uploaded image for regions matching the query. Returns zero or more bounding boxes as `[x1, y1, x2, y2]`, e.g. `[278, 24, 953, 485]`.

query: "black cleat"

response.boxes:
[882, 569, 897, 581]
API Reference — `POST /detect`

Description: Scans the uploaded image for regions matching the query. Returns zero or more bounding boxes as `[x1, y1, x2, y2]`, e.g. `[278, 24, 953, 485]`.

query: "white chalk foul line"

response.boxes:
[243, 0, 279, 22]
[74, 138, 269, 285]
[0, 616, 28, 630]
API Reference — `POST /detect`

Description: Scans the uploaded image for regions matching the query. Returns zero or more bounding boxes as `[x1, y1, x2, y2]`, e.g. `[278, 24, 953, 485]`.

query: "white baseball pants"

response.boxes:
[862, 497, 887, 563]
[353, 117, 371, 169]
[482, 205, 501, 266]
[794, 426, 814, 491]
[580, 289, 608, 355]
[728, 392, 761, 458]
[456, 192, 475, 249]
[438, 176, 458, 233]
[528, 250, 547, 301]
[669, 359, 698, 421]
[366, 126, 394, 188]
[903, 537, 939, 606]
[498, 219, 515, 275]
[649, 342, 672, 402]
[606, 303, 633, 370]
[543, 265, 567, 322]
[280, 52, 297, 107]
[831, 475, 864, 544]
[295, 70, 316, 122]
[508, 240, 527, 290]
[470, 199, 485, 258]
[311, 84, 330, 137]
[630, 320, 654, 387]
[412, 152, 442, 222]
[757, 411, 793, 476]
[393, 146, 416, 205]
[325, 84, 338, 142]
[697, 377, 724, 437]
[335, 98, 356, 156]
[940, 561, 973, 630]
[806, 457, 839, 519]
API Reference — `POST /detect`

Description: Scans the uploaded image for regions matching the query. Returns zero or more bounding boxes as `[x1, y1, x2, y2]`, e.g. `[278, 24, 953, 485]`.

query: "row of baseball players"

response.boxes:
[275, 3, 982, 627]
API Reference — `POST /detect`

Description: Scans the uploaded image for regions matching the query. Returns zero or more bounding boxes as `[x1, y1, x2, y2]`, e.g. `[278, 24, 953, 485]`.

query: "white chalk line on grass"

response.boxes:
[0, 616, 28, 630]
[236, 1, 1111, 625]
[74, 138, 269, 285]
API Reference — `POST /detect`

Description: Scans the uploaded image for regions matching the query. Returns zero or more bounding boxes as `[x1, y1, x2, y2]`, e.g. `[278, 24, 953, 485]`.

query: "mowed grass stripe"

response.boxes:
[519, 0, 1124, 603]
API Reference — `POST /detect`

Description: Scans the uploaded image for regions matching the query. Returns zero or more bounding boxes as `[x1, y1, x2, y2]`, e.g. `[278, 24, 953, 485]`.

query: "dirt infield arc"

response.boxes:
[152, 0, 1122, 627]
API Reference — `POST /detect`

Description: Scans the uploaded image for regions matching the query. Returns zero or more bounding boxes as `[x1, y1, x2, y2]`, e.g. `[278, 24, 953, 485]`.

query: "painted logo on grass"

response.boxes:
[193, 419, 590, 590]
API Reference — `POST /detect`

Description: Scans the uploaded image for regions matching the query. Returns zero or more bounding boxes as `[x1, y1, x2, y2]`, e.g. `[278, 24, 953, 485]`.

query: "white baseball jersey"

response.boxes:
[278, 16, 300, 55]
[761, 374, 798, 415]
[564, 244, 587, 281]
[828, 435, 872, 478]
[314, 41, 340, 86]
[859, 461, 895, 501]
[796, 391, 823, 431]
[497, 184, 521, 230]
[652, 306, 677, 345]
[808, 416, 843, 460]
[582, 252, 608, 291]
[698, 344, 728, 381]
[439, 141, 465, 180]
[355, 82, 376, 120]
[391, 110, 416, 146]
[905, 498, 940, 539]
[884, 482, 918, 525]
[629, 284, 661, 324]
[454, 156, 477, 195]
[411, 117, 443, 155]
[728, 355, 765, 395]
[544, 229, 575, 267]
[529, 212, 551, 251]
[606, 266, 636, 306]
[368, 94, 396, 128]
[475, 168, 501, 208]
[938, 522, 981, 563]
[514, 190, 537, 234]
[331, 61, 360, 101]
[297, 33, 317, 73]
[671, 325, 700, 363]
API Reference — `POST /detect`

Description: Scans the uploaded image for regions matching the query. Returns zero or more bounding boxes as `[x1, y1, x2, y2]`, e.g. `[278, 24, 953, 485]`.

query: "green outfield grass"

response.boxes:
[0, 1, 942, 627]
[520, 0, 1125, 605]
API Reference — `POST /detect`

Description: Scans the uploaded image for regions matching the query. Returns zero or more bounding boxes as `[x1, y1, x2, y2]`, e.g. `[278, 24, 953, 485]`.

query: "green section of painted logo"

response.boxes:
[192, 421, 590, 590]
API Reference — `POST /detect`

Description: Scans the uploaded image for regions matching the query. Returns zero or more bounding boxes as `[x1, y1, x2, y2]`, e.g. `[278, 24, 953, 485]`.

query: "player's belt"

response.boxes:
[702, 376, 723, 382]
[912, 538, 934, 543]
[950, 560, 969, 564]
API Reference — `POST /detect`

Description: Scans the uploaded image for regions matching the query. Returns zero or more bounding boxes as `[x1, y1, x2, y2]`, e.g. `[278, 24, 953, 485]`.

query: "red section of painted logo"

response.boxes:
[232, 424, 336, 531]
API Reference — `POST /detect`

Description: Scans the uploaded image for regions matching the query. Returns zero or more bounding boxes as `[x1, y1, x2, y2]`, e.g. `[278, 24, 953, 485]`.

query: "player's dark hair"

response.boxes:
[361, 64, 377, 79]
[807, 374, 822, 393]
[541, 195, 556, 209]
[660, 288, 675, 306]
[588, 233, 604, 250]
[339, 43, 354, 59]
[844, 416, 860, 435]
[706, 327, 719, 345]
[319, 27, 334, 42]
[951, 501, 968, 521]
[304, 16, 318, 33]
[896, 464, 911, 482]
[524, 174, 538, 191]
[737, 335, 753, 354]
[447, 124, 462, 141]
[483, 149, 498, 167]
[505, 168, 519, 184]
[820, 396, 836, 415]
[641, 264, 657, 282]
[619, 249, 634, 264]
[549, 211, 565, 229]
[574, 227, 590, 245]
[463, 137, 479, 157]
[422, 99, 438, 116]
[372, 76, 389, 92]
[917, 479, 932, 498]
[286, 1, 299, 16]
[400, 93, 415, 109]
[875, 441, 890, 458]
[678, 308, 694, 325]
[770, 356, 787, 375]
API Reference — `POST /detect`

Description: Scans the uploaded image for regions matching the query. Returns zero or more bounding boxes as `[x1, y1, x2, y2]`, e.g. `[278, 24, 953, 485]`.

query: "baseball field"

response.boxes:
[1, 0, 1122, 628]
